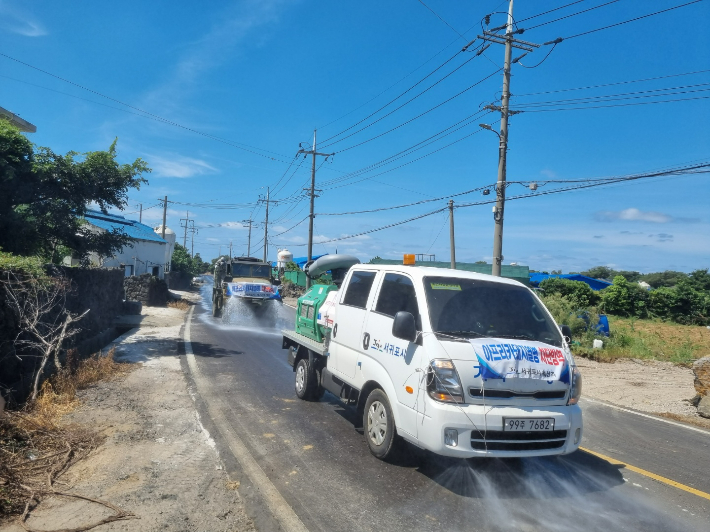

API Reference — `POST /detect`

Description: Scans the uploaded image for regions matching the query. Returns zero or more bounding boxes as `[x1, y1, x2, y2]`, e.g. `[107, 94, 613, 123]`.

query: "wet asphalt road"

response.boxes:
[186, 286, 710, 532]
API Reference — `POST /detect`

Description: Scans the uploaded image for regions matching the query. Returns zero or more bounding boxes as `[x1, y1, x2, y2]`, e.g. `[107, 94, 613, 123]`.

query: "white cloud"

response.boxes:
[148, 154, 217, 178]
[595, 208, 672, 223]
[540, 169, 557, 179]
[0, 3, 47, 37]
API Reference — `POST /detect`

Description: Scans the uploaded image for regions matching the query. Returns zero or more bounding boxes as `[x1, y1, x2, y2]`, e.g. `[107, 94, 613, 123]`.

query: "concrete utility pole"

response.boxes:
[241, 219, 253, 256]
[161, 196, 168, 239]
[180, 211, 191, 248]
[298, 129, 333, 289]
[448, 200, 456, 269]
[229, 241, 232, 260]
[476, 0, 539, 276]
[189, 222, 197, 257]
[262, 187, 270, 263]
[139, 204, 142, 223]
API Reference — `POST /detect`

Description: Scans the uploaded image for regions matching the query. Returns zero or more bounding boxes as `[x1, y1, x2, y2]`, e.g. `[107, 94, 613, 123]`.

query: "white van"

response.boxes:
[282, 264, 583, 460]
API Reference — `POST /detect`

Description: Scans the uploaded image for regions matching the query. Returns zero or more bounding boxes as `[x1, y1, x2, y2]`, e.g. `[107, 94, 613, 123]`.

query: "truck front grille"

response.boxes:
[470, 429, 568, 451]
[468, 388, 566, 400]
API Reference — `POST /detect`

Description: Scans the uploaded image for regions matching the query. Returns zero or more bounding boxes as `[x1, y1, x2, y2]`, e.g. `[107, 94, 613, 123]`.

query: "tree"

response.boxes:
[1, 270, 88, 401]
[538, 278, 600, 308]
[0, 119, 150, 262]
[600, 275, 649, 318]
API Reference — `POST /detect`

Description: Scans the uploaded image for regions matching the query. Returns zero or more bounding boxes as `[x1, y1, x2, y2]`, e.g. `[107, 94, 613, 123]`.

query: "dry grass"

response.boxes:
[0, 347, 134, 520]
[167, 298, 191, 310]
[657, 411, 710, 430]
[576, 317, 710, 364]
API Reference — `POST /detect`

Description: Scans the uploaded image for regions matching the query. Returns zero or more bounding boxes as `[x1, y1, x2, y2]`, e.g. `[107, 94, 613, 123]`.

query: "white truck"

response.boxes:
[282, 258, 583, 461]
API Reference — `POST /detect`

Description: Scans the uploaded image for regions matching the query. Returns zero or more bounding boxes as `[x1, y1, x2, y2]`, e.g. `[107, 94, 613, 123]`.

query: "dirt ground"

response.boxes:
[577, 356, 710, 429]
[1, 291, 255, 532]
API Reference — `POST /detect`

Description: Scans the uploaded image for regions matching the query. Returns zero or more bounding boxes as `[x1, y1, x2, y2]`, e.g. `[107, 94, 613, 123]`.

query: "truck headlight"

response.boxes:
[427, 359, 464, 404]
[568, 367, 582, 405]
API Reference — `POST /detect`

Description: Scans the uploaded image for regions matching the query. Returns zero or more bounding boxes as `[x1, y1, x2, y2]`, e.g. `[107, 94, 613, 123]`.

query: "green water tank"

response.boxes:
[295, 284, 338, 342]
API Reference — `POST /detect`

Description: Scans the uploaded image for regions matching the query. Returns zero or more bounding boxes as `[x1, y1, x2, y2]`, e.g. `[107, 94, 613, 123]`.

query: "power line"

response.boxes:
[416, 0, 466, 40]
[514, 69, 710, 97]
[321, 51, 486, 149]
[516, 1, 586, 24]
[328, 68, 501, 154]
[0, 52, 292, 163]
[521, 0, 621, 32]
[561, 0, 704, 41]
[517, 94, 710, 112]
[517, 83, 710, 107]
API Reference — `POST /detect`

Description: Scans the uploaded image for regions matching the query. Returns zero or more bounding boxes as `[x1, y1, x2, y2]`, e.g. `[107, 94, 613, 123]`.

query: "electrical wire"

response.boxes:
[321, 50, 489, 150]
[517, 83, 710, 107]
[426, 211, 450, 253]
[416, 0, 467, 40]
[318, 50, 465, 145]
[514, 69, 710, 97]
[516, 1, 586, 23]
[517, 94, 710, 112]
[563, 0, 704, 40]
[0, 52, 291, 163]
[517, 42, 558, 68]
[329, 68, 501, 154]
[520, 0, 621, 32]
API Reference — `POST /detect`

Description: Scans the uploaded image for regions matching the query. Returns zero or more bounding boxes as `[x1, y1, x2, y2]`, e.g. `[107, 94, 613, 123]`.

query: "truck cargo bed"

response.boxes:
[281, 329, 327, 356]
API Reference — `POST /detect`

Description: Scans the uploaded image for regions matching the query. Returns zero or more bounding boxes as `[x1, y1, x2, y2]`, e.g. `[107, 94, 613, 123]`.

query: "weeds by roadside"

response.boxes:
[0, 347, 136, 527]
[167, 298, 191, 311]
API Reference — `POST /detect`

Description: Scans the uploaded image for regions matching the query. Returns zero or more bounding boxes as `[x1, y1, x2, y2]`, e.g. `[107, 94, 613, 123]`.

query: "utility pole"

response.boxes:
[448, 200, 456, 269]
[298, 129, 333, 289]
[180, 211, 191, 248]
[229, 241, 232, 260]
[189, 222, 197, 257]
[161, 196, 168, 239]
[139, 203, 142, 223]
[262, 187, 270, 263]
[241, 219, 253, 256]
[476, 0, 539, 276]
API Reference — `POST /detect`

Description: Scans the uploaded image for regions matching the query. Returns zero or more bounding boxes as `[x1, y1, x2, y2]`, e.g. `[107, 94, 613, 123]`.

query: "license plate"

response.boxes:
[503, 418, 555, 431]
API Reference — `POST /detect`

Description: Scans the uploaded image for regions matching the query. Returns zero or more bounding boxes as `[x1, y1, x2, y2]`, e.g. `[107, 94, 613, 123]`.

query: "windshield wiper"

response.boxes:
[435, 330, 488, 339]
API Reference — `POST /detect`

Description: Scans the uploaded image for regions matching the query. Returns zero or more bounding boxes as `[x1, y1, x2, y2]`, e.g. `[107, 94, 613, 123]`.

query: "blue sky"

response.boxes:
[2, 0, 709, 273]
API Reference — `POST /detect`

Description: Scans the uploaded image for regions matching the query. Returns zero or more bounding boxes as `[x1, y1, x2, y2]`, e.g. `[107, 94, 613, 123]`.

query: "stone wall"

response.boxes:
[124, 274, 169, 306]
[0, 266, 125, 405]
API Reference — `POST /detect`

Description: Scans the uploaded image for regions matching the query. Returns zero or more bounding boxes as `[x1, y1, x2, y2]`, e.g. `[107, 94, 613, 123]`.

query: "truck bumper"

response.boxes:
[411, 402, 583, 459]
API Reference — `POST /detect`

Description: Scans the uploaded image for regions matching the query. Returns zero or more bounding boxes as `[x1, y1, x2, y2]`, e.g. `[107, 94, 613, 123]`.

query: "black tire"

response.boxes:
[364, 389, 397, 460]
[295, 358, 317, 400]
[212, 297, 221, 318]
[314, 367, 325, 400]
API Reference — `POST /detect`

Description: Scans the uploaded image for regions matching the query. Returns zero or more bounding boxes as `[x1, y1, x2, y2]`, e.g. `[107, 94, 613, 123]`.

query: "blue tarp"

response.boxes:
[272, 253, 327, 269]
[529, 273, 612, 291]
[83, 210, 166, 243]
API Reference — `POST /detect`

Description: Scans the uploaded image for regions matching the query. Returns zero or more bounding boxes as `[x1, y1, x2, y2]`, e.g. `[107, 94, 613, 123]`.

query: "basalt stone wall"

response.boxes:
[124, 274, 169, 306]
[0, 266, 125, 405]
[165, 271, 192, 290]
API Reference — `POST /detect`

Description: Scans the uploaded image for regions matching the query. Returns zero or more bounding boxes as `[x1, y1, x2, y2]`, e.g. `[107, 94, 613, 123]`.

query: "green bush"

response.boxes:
[0, 250, 46, 278]
[540, 293, 591, 337]
[538, 278, 600, 308]
[648, 281, 709, 325]
[600, 275, 649, 318]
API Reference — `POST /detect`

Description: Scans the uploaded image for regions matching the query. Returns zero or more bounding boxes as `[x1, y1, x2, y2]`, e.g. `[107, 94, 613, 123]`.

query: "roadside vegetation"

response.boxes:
[0, 347, 134, 522]
[538, 269, 710, 364]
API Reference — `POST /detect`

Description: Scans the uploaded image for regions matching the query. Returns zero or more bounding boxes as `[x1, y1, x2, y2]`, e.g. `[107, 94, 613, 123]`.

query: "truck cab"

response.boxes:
[283, 262, 583, 460]
[212, 256, 281, 317]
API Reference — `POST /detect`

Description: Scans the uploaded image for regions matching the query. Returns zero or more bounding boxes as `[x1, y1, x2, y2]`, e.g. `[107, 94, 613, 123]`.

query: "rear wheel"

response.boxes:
[212, 296, 222, 317]
[364, 389, 397, 460]
[295, 358, 316, 400]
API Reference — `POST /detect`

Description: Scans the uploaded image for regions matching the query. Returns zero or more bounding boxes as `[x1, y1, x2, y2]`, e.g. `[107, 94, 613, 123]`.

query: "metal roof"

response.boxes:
[529, 273, 612, 291]
[83, 209, 167, 244]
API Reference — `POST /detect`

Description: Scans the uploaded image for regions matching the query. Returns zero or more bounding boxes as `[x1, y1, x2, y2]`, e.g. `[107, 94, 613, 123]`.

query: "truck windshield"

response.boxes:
[231, 264, 271, 279]
[423, 276, 562, 347]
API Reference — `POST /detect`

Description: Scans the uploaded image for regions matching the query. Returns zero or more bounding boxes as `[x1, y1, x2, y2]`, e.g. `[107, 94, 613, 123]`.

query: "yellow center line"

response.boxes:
[580, 447, 710, 502]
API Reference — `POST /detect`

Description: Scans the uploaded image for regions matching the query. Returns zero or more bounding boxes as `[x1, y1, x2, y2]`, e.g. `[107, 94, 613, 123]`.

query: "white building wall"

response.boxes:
[100, 239, 168, 278]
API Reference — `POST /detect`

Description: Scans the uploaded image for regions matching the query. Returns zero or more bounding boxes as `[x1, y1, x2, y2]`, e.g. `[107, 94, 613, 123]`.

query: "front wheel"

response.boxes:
[364, 389, 397, 460]
[212, 296, 222, 317]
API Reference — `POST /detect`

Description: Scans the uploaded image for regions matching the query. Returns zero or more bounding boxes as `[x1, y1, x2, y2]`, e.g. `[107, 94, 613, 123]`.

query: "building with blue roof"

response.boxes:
[64, 210, 176, 278]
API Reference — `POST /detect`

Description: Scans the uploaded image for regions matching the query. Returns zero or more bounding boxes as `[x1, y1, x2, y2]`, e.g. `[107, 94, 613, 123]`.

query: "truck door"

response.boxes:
[330, 269, 378, 379]
[363, 272, 422, 437]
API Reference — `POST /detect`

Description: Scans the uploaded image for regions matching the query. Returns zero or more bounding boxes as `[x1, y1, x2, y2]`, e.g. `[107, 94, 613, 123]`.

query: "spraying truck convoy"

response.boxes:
[212, 256, 281, 317]
[282, 255, 583, 461]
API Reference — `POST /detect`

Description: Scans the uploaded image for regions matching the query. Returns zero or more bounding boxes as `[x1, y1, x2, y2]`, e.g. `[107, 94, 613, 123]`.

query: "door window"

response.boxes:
[342, 270, 377, 309]
[375, 273, 419, 319]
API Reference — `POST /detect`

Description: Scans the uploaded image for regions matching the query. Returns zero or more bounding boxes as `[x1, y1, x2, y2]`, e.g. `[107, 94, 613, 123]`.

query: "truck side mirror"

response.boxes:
[392, 311, 417, 343]
[560, 324, 572, 342]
